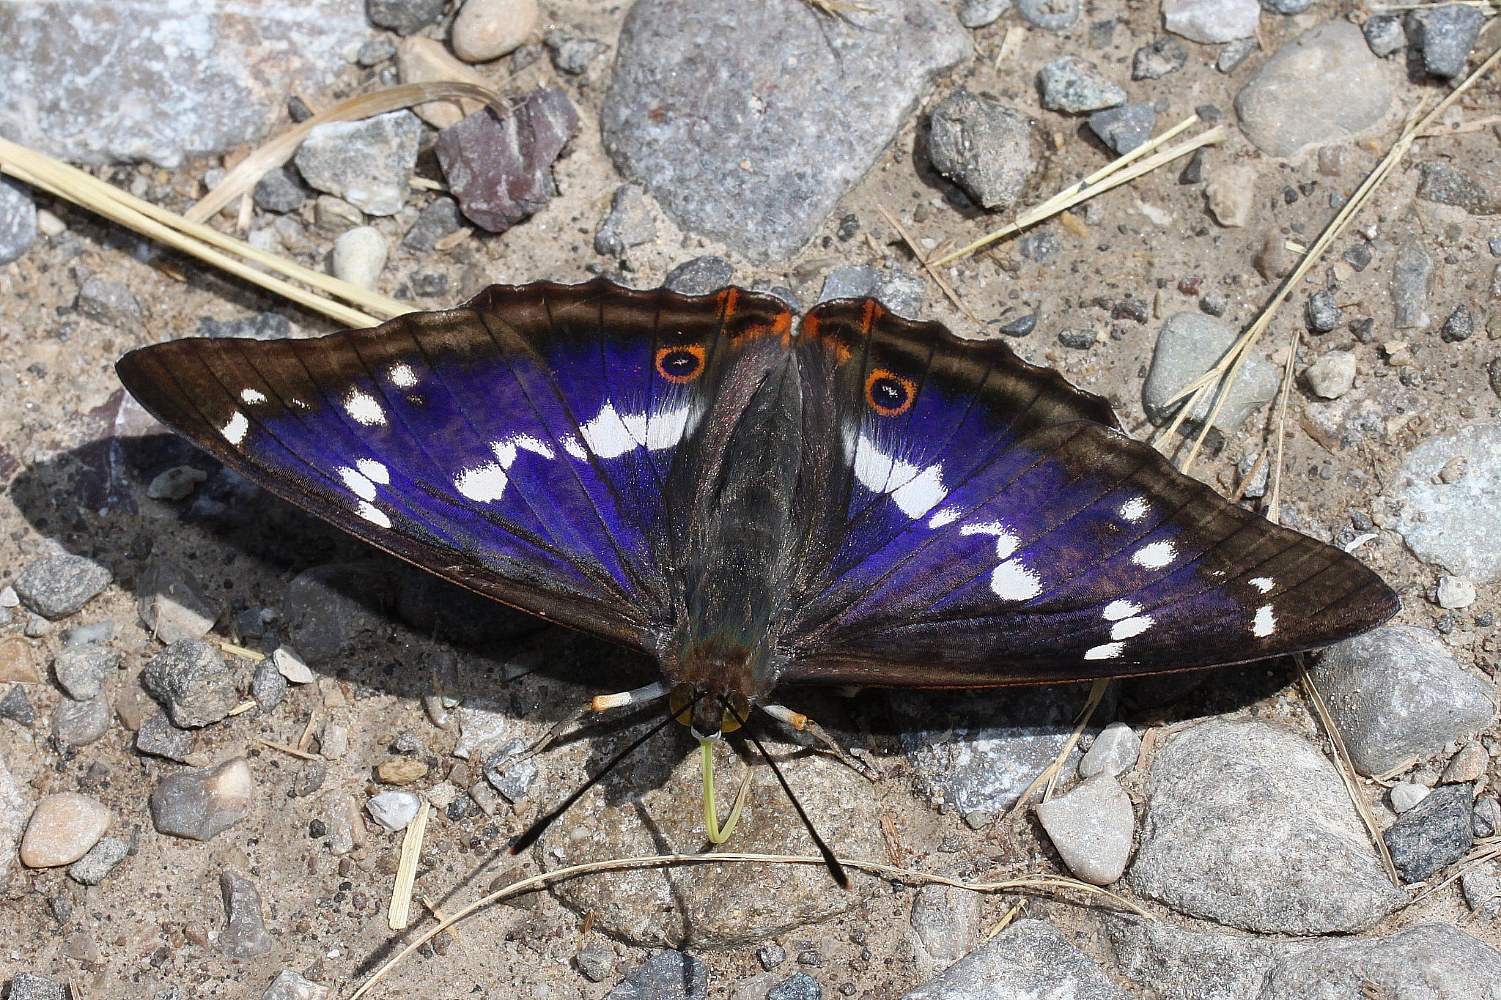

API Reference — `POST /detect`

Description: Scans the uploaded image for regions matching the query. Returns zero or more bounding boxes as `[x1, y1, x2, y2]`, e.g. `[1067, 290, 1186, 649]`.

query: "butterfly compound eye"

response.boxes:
[655, 345, 706, 383]
[864, 369, 916, 417]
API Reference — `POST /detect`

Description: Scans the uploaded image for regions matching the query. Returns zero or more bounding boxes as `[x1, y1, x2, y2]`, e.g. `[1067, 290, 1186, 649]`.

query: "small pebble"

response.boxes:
[220, 869, 274, 958]
[759, 943, 788, 970]
[272, 646, 315, 684]
[926, 89, 1036, 210]
[1409, 4, 1485, 78]
[332, 226, 389, 290]
[543, 30, 606, 75]
[295, 111, 423, 217]
[665, 256, 734, 296]
[1037, 57, 1125, 114]
[366, 789, 422, 832]
[137, 557, 217, 645]
[251, 659, 289, 712]
[366, 0, 446, 35]
[20, 792, 111, 868]
[1163, 0, 1260, 44]
[998, 312, 1038, 337]
[5, 973, 66, 1000]
[1080, 721, 1141, 778]
[1441, 744, 1488, 785]
[767, 973, 822, 1000]
[1035, 774, 1135, 885]
[1088, 102, 1156, 155]
[135, 711, 198, 762]
[1305, 289, 1341, 333]
[1437, 576, 1477, 610]
[51, 645, 121, 701]
[576, 945, 616, 982]
[1133, 37, 1188, 80]
[1418, 163, 1501, 216]
[1390, 781, 1431, 813]
[12, 553, 111, 621]
[451, 0, 539, 63]
[1204, 163, 1257, 227]
[76, 277, 142, 328]
[53, 693, 111, 746]
[0, 636, 39, 684]
[594, 183, 658, 257]
[149, 757, 254, 841]
[262, 969, 330, 1000]
[314, 195, 365, 234]
[146, 466, 208, 501]
[1460, 869, 1501, 917]
[1057, 328, 1095, 350]
[1384, 783, 1474, 883]
[0, 684, 37, 727]
[1363, 14, 1405, 57]
[1215, 37, 1258, 74]
[356, 37, 397, 67]
[252, 166, 307, 214]
[1441, 305, 1474, 344]
[36, 208, 66, 237]
[141, 639, 239, 729]
[68, 835, 130, 886]
[958, 0, 1011, 28]
[376, 757, 428, 785]
[1392, 242, 1434, 330]
[0, 177, 38, 265]
[397, 37, 490, 129]
[1015, 0, 1079, 30]
[1303, 351, 1357, 400]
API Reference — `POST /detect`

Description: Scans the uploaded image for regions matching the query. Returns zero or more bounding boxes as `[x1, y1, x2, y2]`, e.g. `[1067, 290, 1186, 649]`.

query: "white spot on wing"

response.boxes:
[643, 403, 692, 450]
[962, 521, 1020, 560]
[579, 403, 637, 458]
[1102, 599, 1142, 621]
[388, 363, 417, 388]
[1085, 642, 1125, 660]
[560, 434, 587, 460]
[578, 401, 693, 458]
[240, 388, 266, 405]
[1119, 496, 1150, 522]
[1249, 576, 1274, 594]
[1132, 540, 1177, 570]
[1111, 615, 1155, 640]
[220, 410, 249, 445]
[854, 432, 905, 494]
[927, 508, 960, 529]
[1252, 604, 1276, 638]
[337, 466, 377, 501]
[492, 435, 554, 464]
[990, 559, 1042, 601]
[356, 501, 391, 528]
[890, 464, 947, 518]
[455, 463, 509, 503]
[357, 459, 390, 485]
[344, 389, 386, 426]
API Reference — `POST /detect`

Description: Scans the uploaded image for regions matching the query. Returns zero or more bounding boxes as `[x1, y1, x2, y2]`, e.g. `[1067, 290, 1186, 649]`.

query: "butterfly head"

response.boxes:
[669, 682, 751, 741]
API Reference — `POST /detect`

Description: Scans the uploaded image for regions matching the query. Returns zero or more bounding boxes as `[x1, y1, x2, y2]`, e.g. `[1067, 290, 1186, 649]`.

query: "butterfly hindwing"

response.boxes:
[778, 299, 1399, 686]
[116, 280, 793, 650]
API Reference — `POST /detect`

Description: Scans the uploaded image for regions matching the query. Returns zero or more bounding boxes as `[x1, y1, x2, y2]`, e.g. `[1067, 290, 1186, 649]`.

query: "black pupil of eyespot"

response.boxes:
[663, 350, 698, 376]
[872, 377, 906, 409]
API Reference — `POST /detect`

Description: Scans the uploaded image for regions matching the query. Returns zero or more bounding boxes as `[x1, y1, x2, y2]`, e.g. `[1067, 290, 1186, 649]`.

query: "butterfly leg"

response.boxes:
[760, 704, 881, 782]
[508, 680, 671, 768]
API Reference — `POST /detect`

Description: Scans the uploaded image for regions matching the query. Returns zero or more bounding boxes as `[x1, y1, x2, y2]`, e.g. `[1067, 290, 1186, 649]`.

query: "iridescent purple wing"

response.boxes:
[776, 300, 1399, 686]
[117, 280, 793, 650]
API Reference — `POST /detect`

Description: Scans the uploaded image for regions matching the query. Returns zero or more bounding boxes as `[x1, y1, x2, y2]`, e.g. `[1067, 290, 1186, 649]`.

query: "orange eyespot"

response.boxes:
[655, 344, 706, 383]
[864, 368, 915, 417]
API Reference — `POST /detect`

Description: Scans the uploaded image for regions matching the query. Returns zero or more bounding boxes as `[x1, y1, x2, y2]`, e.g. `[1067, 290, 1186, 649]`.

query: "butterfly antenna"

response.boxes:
[728, 699, 850, 890]
[509, 695, 697, 856]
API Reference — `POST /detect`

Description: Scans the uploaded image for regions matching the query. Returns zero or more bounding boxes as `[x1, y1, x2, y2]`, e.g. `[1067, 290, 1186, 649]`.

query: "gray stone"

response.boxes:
[366, 789, 422, 832]
[436, 88, 579, 232]
[895, 686, 1106, 817]
[483, 740, 538, 803]
[1164, 0, 1260, 43]
[284, 562, 394, 664]
[5, 974, 67, 1000]
[1312, 627, 1495, 775]
[1305, 288, 1341, 332]
[544, 30, 607, 75]
[1080, 721, 1141, 778]
[262, 970, 329, 1000]
[0, 756, 26, 876]
[601, 0, 967, 261]
[1384, 783, 1474, 883]
[1419, 162, 1500, 215]
[1133, 38, 1189, 80]
[142, 639, 238, 728]
[1216, 37, 1258, 74]
[52, 645, 121, 701]
[1303, 350, 1356, 400]
[1441, 304, 1475, 343]
[959, 0, 1011, 28]
[313, 195, 364, 235]
[137, 557, 218, 645]
[53, 693, 111, 746]
[664, 256, 734, 296]
[253, 166, 307, 214]
[767, 973, 821, 1000]
[220, 869, 274, 958]
[1037, 774, 1134, 885]
[331, 225, 389, 290]
[1058, 328, 1096, 350]
[1392, 241, 1434, 329]
[0, 1, 363, 167]
[136, 711, 198, 763]
[403, 196, 465, 251]
[595, 183, 658, 257]
[605, 950, 708, 1000]
[1391, 781, 1431, 813]
[1088, 102, 1157, 155]
[1408, 5, 1485, 78]
[197, 312, 293, 341]
[1363, 14, 1406, 58]
[1142, 312, 1279, 432]
[1391, 424, 1501, 580]
[0, 684, 37, 727]
[1259, 0, 1311, 12]
[1015, 0, 1079, 31]
[0, 177, 38, 265]
[818, 266, 925, 319]
[577, 945, 616, 982]
[68, 835, 129, 885]
[295, 110, 423, 217]
[903, 920, 1132, 999]
[759, 943, 788, 970]
[1128, 718, 1405, 934]
[910, 884, 979, 964]
[1234, 22, 1393, 159]
[13, 552, 111, 620]
[1037, 57, 1125, 114]
[927, 90, 1036, 210]
[356, 37, 397, 67]
[251, 659, 288, 713]
[367, 0, 446, 35]
[1462, 869, 1501, 916]
[149, 757, 253, 841]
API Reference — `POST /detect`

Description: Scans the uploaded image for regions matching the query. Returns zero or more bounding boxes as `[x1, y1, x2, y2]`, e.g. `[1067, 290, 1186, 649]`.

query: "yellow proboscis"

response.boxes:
[699, 739, 752, 844]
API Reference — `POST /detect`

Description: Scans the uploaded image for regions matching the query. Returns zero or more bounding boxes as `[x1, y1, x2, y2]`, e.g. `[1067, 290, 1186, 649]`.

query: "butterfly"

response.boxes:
[116, 279, 1398, 870]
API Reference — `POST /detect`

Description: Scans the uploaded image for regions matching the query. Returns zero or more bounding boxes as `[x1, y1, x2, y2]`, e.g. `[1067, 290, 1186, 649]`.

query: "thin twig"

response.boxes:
[874, 201, 980, 325]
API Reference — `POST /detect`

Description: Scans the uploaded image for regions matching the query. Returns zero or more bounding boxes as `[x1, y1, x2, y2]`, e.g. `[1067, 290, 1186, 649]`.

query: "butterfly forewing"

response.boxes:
[778, 300, 1398, 686]
[116, 280, 793, 650]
